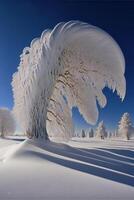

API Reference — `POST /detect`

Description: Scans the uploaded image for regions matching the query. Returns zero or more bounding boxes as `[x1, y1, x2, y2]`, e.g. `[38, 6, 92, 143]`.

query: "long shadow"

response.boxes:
[24, 142, 134, 186]
[25, 149, 134, 187]
[99, 148, 134, 159]
[36, 143, 134, 176]
[2, 137, 26, 142]
[11, 138, 25, 142]
[79, 148, 134, 163]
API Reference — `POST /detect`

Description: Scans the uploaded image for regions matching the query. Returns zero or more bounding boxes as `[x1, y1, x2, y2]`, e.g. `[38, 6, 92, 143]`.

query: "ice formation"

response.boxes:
[12, 21, 126, 141]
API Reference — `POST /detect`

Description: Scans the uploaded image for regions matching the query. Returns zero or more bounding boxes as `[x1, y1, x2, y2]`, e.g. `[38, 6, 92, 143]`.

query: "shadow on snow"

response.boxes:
[23, 141, 134, 187]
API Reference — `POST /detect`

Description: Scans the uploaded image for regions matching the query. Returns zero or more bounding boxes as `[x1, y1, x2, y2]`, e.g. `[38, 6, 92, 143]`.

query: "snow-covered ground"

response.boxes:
[0, 137, 134, 200]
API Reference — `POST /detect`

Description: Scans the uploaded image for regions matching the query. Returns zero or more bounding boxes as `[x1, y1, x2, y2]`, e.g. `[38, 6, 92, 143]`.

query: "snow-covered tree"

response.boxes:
[108, 131, 112, 138]
[113, 130, 117, 137]
[118, 113, 132, 140]
[89, 128, 94, 137]
[0, 108, 16, 137]
[95, 121, 107, 139]
[81, 129, 86, 138]
[12, 21, 126, 142]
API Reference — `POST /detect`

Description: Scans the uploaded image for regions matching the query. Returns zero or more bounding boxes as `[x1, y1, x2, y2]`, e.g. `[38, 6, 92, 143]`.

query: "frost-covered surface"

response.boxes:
[12, 21, 126, 140]
[0, 137, 134, 200]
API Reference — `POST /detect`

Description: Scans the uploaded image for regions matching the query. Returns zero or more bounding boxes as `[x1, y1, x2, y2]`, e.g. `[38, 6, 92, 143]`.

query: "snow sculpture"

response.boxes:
[95, 121, 107, 139]
[12, 21, 126, 141]
[0, 108, 16, 137]
[118, 113, 132, 140]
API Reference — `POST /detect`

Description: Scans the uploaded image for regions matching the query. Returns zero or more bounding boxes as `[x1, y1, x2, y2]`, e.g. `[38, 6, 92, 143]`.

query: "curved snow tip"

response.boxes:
[118, 77, 126, 102]
[85, 109, 98, 126]
[30, 38, 40, 48]
[40, 29, 51, 41]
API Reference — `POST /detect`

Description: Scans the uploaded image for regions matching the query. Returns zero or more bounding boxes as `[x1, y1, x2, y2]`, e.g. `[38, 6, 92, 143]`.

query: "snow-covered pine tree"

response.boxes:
[81, 129, 86, 138]
[118, 113, 132, 140]
[95, 121, 107, 139]
[89, 128, 94, 137]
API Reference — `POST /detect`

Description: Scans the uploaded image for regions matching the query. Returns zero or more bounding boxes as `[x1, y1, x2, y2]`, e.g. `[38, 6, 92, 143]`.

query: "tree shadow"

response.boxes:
[25, 142, 134, 187]
[98, 148, 134, 159]
[2, 137, 25, 142]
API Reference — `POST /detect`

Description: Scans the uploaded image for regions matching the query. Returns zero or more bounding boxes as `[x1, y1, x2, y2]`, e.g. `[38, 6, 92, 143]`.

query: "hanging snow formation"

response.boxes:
[12, 21, 126, 141]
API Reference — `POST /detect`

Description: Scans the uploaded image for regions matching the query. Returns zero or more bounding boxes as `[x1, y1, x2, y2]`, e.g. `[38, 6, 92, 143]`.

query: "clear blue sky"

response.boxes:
[0, 0, 134, 132]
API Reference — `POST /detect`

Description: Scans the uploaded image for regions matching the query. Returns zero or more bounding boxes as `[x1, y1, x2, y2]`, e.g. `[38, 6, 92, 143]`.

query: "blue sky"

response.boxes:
[0, 0, 134, 132]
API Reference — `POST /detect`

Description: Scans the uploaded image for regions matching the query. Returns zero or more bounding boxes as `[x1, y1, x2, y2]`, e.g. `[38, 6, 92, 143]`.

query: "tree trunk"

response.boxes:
[26, 100, 50, 142]
[1, 126, 5, 138]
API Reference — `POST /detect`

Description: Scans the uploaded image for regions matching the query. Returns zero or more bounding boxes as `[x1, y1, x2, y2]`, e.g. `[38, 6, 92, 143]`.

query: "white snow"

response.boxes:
[0, 137, 134, 200]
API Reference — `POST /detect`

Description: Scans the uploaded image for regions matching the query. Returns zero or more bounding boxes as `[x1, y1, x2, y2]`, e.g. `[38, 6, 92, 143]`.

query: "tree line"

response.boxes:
[77, 113, 133, 140]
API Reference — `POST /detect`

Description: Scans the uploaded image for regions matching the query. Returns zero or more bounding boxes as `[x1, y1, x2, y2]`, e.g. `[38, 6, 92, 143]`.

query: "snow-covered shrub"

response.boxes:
[118, 113, 132, 140]
[95, 121, 107, 139]
[12, 21, 126, 141]
[89, 128, 94, 137]
[0, 108, 16, 137]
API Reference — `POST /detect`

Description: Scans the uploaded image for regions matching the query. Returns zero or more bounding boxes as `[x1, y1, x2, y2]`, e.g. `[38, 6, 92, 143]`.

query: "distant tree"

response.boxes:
[95, 121, 107, 139]
[0, 108, 16, 138]
[118, 113, 132, 140]
[81, 129, 86, 138]
[89, 128, 94, 138]
[114, 130, 117, 137]
[108, 131, 112, 138]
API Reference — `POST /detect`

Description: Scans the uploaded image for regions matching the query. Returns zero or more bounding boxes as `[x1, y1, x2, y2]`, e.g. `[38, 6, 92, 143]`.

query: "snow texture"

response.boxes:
[12, 21, 126, 140]
[0, 108, 16, 137]
[0, 137, 134, 200]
